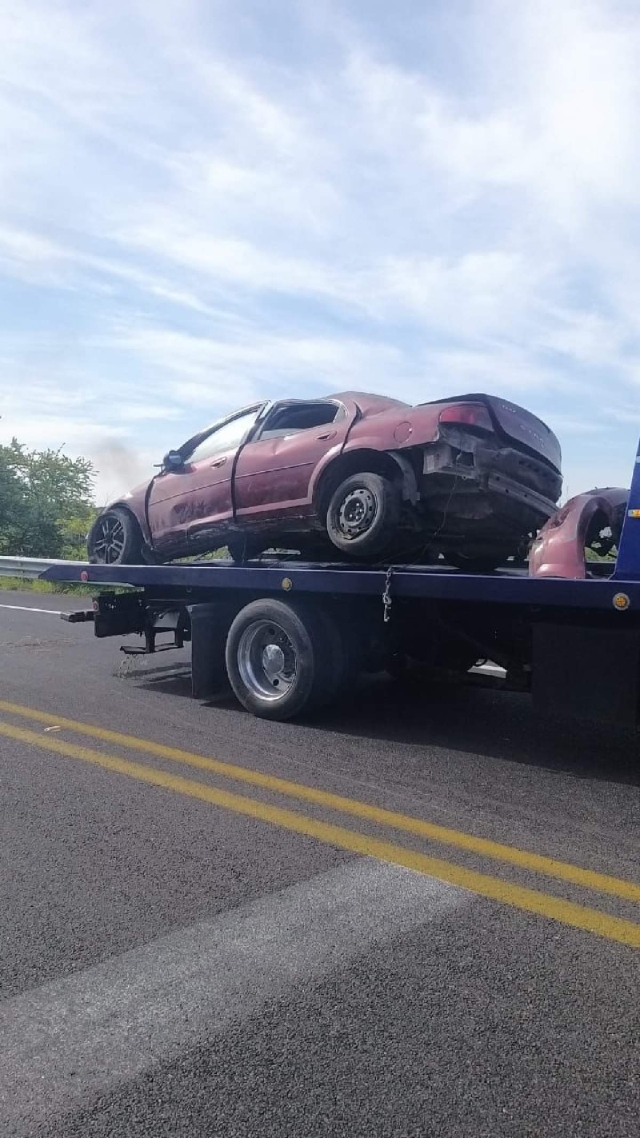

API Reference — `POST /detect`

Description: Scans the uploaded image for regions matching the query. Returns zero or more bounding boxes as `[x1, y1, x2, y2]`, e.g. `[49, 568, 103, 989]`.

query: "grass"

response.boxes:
[0, 576, 118, 595]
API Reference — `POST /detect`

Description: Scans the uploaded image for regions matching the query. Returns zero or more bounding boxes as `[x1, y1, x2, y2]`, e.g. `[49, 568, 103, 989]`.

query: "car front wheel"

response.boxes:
[325, 472, 401, 559]
[87, 508, 143, 565]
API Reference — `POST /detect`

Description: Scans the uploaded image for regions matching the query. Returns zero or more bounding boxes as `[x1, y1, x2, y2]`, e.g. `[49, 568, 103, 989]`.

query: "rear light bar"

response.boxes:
[438, 403, 493, 431]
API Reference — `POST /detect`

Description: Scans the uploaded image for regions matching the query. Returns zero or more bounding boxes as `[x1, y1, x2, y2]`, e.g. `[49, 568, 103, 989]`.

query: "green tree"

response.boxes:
[0, 448, 24, 554]
[0, 439, 97, 559]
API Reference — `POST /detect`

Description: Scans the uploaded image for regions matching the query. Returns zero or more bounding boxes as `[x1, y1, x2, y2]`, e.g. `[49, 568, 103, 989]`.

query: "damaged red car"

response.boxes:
[88, 391, 562, 567]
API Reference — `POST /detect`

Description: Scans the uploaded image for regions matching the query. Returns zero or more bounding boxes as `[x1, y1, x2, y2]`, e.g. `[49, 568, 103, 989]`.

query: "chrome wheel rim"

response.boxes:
[92, 515, 126, 564]
[237, 620, 297, 701]
[337, 487, 376, 540]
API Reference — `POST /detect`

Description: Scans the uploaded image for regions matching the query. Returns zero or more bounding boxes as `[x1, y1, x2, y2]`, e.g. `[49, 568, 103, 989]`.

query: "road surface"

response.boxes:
[0, 593, 638, 1137]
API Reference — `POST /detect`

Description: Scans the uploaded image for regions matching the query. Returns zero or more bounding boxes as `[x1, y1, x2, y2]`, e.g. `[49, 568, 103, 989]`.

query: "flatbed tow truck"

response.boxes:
[3, 445, 640, 728]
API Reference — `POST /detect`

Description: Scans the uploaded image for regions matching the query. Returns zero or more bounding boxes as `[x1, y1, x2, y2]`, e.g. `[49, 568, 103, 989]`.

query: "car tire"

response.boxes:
[87, 508, 143, 565]
[325, 472, 401, 559]
[225, 598, 343, 720]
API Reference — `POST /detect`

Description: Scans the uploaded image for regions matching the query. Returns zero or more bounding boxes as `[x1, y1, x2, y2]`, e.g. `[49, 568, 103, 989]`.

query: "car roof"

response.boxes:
[327, 391, 410, 416]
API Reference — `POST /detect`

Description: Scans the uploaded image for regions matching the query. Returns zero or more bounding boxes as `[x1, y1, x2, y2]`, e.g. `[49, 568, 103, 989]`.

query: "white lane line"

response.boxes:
[0, 860, 467, 1130]
[0, 604, 63, 615]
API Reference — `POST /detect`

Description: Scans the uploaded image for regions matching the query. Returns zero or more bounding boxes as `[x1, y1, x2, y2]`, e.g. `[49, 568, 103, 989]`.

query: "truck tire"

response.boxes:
[88, 508, 143, 565]
[326, 472, 401, 559]
[225, 598, 343, 720]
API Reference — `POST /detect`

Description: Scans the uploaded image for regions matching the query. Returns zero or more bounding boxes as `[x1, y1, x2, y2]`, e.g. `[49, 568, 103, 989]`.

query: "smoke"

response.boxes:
[91, 440, 155, 506]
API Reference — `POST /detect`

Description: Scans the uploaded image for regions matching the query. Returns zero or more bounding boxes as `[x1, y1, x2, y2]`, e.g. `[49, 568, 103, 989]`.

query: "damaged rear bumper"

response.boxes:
[421, 440, 560, 534]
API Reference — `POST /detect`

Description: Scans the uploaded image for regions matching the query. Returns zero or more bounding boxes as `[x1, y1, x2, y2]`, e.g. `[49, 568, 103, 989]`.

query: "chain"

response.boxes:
[382, 565, 394, 623]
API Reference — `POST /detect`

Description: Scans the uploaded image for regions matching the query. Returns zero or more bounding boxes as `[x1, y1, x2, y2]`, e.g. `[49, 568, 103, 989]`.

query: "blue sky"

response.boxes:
[1, 0, 640, 503]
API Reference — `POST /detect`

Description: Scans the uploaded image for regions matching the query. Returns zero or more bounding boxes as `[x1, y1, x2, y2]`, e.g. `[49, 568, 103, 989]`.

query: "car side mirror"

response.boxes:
[163, 450, 184, 471]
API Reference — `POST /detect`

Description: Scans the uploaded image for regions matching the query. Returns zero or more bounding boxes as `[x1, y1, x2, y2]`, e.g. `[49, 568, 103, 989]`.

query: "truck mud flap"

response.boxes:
[187, 601, 239, 700]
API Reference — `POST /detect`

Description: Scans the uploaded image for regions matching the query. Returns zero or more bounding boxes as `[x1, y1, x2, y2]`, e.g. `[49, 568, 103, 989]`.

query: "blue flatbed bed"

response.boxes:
[37, 553, 639, 612]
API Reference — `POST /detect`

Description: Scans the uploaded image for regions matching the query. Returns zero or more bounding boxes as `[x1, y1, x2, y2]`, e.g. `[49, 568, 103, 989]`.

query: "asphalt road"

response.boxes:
[0, 592, 638, 1137]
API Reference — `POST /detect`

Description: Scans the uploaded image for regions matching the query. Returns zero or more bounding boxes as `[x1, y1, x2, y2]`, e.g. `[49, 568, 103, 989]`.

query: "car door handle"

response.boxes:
[210, 456, 227, 468]
[316, 430, 337, 441]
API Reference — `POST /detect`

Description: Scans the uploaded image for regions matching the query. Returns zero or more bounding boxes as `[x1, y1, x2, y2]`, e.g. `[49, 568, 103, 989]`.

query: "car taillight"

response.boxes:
[438, 403, 493, 431]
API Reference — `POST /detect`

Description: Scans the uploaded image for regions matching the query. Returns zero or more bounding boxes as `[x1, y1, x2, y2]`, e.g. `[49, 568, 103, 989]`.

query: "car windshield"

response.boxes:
[182, 406, 263, 463]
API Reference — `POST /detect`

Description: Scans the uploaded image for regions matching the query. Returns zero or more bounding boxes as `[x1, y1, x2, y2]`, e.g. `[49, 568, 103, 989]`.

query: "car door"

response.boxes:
[147, 406, 263, 553]
[233, 399, 352, 521]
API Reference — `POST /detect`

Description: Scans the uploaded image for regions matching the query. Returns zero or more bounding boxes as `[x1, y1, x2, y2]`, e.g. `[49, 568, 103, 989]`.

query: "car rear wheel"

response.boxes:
[325, 472, 401, 559]
[88, 508, 143, 565]
[225, 598, 343, 720]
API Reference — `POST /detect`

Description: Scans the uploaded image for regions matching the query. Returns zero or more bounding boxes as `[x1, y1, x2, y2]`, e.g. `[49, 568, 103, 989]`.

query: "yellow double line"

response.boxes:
[1, 697, 639, 949]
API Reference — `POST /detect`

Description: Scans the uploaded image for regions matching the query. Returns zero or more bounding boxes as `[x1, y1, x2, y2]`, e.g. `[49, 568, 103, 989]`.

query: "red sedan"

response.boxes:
[88, 391, 562, 567]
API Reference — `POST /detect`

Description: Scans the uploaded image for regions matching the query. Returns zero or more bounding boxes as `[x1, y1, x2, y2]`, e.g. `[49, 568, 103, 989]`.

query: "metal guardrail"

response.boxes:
[0, 556, 86, 581]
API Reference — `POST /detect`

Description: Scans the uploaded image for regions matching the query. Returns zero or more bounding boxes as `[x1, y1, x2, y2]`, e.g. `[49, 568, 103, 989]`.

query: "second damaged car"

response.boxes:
[88, 391, 562, 568]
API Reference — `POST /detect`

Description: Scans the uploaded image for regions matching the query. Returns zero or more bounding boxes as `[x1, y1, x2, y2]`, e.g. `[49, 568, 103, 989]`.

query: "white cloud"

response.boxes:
[1, 0, 640, 501]
[110, 323, 408, 396]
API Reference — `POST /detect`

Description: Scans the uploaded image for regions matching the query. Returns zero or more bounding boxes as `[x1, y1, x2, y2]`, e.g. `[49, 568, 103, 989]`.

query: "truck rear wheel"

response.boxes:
[225, 598, 343, 720]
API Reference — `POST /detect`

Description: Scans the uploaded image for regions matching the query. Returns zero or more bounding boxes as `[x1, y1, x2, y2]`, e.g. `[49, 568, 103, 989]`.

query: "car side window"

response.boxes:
[259, 402, 341, 441]
[187, 410, 258, 464]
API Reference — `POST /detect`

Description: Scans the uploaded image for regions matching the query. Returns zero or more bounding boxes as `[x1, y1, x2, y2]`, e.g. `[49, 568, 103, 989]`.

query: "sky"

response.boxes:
[1, 0, 640, 504]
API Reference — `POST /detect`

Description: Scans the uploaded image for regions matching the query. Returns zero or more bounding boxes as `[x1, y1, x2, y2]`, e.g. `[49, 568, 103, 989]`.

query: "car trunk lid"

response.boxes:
[430, 393, 561, 472]
[486, 397, 561, 472]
